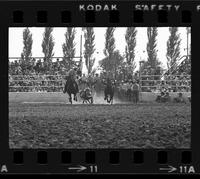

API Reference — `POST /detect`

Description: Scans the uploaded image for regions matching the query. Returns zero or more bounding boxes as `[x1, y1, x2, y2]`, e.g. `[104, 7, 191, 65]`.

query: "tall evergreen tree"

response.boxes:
[125, 27, 137, 72]
[166, 27, 181, 73]
[42, 27, 55, 70]
[186, 27, 191, 59]
[186, 27, 191, 56]
[146, 27, 160, 69]
[101, 27, 116, 75]
[21, 27, 33, 72]
[185, 27, 191, 74]
[104, 27, 115, 57]
[62, 28, 76, 70]
[83, 27, 95, 75]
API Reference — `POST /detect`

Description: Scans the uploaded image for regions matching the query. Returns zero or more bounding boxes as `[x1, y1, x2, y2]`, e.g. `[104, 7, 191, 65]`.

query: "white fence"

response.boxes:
[9, 74, 191, 92]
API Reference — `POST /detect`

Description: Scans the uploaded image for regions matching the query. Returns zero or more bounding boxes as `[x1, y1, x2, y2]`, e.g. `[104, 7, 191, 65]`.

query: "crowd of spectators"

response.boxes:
[9, 58, 66, 92]
[9, 58, 103, 92]
[9, 73, 64, 92]
[140, 63, 191, 93]
[9, 57, 191, 93]
[140, 66, 162, 92]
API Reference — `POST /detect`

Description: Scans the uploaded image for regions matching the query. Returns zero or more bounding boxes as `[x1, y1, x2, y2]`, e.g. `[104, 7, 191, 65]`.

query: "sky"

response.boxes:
[9, 27, 191, 73]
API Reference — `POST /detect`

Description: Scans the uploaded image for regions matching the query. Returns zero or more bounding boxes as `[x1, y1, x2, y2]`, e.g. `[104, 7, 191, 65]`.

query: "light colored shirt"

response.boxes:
[132, 83, 139, 91]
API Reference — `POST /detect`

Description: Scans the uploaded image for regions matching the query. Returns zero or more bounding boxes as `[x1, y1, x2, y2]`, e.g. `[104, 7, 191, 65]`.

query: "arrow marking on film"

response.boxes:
[159, 165, 177, 173]
[68, 165, 87, 172]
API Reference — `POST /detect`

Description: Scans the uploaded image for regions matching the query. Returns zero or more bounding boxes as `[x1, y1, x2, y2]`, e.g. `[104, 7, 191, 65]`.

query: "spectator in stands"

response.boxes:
[9, 57, 191, 93]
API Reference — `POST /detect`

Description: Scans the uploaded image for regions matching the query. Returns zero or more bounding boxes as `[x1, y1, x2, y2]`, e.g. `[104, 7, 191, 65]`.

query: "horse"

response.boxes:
[104, 79, 115, 105]
[79, 88, 93, 104]
[63, 77, 79, 104]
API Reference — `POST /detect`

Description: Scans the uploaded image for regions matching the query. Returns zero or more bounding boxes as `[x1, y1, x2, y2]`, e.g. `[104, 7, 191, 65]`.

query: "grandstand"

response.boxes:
[139, 55, 191, 93]
[9, 54, 191, 90]
[8, 55, 191, 104]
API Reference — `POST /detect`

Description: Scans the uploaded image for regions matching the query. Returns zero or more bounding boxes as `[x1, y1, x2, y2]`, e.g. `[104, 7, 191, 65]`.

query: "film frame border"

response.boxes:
[0, 0, 199, 174]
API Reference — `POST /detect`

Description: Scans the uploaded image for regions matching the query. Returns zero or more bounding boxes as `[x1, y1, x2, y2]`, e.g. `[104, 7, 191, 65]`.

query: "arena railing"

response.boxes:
[139, 74, 191, 92]
[9, 74, 191, 92]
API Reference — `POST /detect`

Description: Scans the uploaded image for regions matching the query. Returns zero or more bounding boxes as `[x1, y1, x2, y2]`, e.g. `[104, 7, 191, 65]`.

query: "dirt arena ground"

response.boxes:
[9, 99, 191, 149]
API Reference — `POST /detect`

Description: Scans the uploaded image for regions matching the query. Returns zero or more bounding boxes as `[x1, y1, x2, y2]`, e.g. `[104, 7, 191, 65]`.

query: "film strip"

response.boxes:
[0, 0, 199, 175]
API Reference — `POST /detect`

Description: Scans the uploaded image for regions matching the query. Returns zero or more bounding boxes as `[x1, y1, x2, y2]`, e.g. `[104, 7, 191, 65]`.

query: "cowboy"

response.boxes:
[103, 76, 115, 102]
[79, 73, 87, 91]
[132, 80, 140, 103]
[65, 67, 79, 91]
[126, 80, 133, 100]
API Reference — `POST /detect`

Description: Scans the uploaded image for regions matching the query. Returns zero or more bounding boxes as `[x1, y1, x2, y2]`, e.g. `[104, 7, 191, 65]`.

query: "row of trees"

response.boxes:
[20, 27, 187, 77]
[100, 27, 187, 80]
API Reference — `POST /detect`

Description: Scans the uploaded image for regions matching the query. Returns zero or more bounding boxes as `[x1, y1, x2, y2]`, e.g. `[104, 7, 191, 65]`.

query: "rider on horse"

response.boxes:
[103, 75, 114, 101]
[65, 67, 79, 92]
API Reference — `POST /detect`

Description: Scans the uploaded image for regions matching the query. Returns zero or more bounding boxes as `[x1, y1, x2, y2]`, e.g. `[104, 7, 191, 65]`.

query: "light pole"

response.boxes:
[139, 60, 145, 89]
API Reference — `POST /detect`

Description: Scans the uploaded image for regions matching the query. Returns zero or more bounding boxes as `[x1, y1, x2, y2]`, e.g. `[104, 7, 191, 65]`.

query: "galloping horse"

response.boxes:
[104, 78, 115, 105]
[63, 77, 79, 104]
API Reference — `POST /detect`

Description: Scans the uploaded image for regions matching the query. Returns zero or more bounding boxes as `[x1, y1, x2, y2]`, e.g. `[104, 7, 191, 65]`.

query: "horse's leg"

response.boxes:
[69, 93, 72, 104]
[110, 96, 113, 105]
[107, 96, 109, 103]
[91, 97, 93, 104]
[107, 95, 111, 103]
[73, 93, 77, 101]
[63, 82, 67, 93]
[88, 97, 92, 104]
[104, 89, 107, 100]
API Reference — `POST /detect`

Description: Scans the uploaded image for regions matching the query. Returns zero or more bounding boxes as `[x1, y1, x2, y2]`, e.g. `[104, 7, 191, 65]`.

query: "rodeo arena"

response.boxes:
[9, 27, 191, 149]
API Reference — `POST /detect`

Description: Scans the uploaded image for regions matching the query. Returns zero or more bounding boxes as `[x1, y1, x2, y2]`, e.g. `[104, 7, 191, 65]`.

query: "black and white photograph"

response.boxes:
[9, 27, 191, 149]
